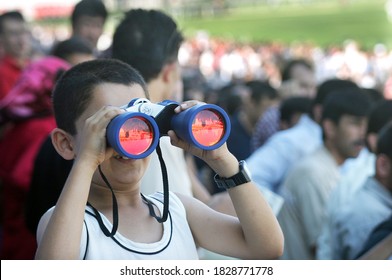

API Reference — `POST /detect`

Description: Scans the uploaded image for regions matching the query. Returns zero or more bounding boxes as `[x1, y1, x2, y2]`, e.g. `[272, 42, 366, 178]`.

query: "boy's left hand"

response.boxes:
[168, 100, 238, 177]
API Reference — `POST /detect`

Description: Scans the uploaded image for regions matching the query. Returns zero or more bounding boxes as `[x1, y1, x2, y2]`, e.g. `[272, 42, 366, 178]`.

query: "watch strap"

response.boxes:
[214, 160, 251, 189]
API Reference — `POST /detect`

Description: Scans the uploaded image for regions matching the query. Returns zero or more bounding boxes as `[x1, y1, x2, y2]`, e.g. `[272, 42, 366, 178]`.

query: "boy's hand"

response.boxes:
[75, 105, 123, 168]
[169, 100, 239, 178]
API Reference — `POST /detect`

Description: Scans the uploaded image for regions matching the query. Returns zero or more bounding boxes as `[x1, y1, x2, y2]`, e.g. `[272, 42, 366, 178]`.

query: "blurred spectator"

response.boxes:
[251, 58, 316, 151]
[226, 80, 278, 161]
[330, 122, 392, 259]
[318, 99, 392, 259]
[246, 78, 359, 194]
[0, 56, 71, 259]
[70, 0, 108, 55]
[51, 36, 95, 65]
[278, 88, 370, 259]
[0, 11, 33, 101]
[24, 37, 95, 235]
[279, 96, 313, 130]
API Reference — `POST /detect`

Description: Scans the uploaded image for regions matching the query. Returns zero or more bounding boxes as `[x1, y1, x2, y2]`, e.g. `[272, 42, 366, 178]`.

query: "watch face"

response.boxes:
[241, 160, 252, 181]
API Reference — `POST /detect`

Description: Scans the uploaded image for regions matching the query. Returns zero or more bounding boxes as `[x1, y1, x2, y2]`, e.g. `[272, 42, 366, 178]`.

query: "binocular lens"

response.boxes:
[118, 117, 154, 156]
[191, 109, 225, 147]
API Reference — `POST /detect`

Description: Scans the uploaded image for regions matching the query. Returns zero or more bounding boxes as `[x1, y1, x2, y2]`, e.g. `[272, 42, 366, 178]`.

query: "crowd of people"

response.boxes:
[0, 0, 391, 260]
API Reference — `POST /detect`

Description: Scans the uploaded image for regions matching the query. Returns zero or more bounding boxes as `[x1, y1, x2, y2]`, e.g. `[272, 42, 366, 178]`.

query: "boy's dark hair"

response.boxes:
[245, 80, 278, 103]
[376, 122, 392, 158]
[0, 11, 25, 34]
[52, 59, 148, 135]
[112, 9, 184, 83]
[281, 59, 313, 82]
[280, 96, 313, 124]
[71, 0, 108, 28]
[50, 36, 94, 61]
[321, 88, 371, 124]
[367, 100, 392, 135]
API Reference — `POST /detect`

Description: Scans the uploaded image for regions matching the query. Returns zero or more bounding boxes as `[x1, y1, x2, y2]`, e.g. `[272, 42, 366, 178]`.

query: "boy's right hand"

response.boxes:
[75, 105, 124, 169]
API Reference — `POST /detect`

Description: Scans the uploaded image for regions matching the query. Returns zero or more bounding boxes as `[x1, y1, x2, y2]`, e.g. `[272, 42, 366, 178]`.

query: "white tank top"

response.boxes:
[80, 192, 199, 260]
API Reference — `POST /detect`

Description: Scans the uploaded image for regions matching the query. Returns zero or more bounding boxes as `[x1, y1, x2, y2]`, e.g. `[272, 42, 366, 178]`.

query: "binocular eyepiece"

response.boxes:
[106, 99, 231, 159]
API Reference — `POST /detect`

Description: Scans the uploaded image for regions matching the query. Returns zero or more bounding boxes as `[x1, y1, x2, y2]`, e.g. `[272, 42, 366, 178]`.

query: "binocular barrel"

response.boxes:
[106, 100, 231, 159]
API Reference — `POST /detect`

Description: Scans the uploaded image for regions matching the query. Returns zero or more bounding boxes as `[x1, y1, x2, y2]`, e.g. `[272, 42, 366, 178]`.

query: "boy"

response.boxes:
[35, 59, 283, 260]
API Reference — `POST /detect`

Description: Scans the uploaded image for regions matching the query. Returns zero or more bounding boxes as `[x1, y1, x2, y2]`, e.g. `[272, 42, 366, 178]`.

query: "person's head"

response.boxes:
[112, 9, 184, 102]
[244, 80, 278, 126]
[279, 96, 313, 130]
[51, 36, 95, 65]
[71, 0, 108, 49]
[366, 100, 392, 153]
[0, 11, 32, 60]
[52, 59, 148, 137]
[312, 78, 359, 123]
[279, 58, 316, 98]
[52, 59, 149, 186]
[374, 122, 392, 190]
[321, 88, 371, 164]
[216, 82, 249, 116]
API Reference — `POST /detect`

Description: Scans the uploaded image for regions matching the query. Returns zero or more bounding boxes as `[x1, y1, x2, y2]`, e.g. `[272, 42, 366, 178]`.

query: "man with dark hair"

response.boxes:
[50, 36, 94, 65]
[70, 0, 108, 51]
[112, 9, 183, 102]
[277, 87, 371, 259]
[247, 78, 359, 194]
[318, 99, 392, 259]
[251, 58, 316, 151]
[331, 121, 392, 259]
[0, 11, 32, 101]
[279, 96, 313, 130]
[225, 80, 278, 161]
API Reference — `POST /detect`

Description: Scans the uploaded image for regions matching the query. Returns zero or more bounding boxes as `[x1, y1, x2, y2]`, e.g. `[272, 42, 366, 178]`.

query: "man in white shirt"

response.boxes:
[317, 100, 392, 259]
[247, 79, 359, 194]
[277, 88, 370, 259]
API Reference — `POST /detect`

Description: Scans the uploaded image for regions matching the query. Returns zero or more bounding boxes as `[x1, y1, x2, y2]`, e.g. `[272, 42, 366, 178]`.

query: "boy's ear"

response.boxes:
[51, 128, 76, 160]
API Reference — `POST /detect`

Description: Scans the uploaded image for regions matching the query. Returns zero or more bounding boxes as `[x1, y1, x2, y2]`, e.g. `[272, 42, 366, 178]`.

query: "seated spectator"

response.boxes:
[279, 96, 313, 130]
[277, 87, 370, 259]
[317, 99, 392, 259]
[331, 122, 392, 259]
[246, 78, 359, 193]
[250, 58, 316, 151]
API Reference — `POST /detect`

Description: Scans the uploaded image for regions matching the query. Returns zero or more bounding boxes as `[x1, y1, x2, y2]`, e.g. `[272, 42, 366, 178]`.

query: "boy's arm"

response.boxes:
[168, 114, 284, 259]
[35, 159, 95, 259]
[35, 106, 122, 259]
[177, 154, 284, 259]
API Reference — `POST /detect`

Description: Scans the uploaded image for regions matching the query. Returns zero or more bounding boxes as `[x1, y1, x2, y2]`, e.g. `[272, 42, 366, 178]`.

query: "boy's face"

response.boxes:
[74, 82, 150, 187]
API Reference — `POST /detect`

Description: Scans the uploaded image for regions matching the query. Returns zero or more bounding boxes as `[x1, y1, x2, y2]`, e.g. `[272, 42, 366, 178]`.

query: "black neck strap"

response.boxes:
[87, 140, 170, 238]
[86, 165, 119, 237]
[151, 141, 169, 223]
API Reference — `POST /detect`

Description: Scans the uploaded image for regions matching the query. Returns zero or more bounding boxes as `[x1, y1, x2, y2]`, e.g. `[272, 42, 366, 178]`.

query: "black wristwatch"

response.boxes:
[214, 160, 252, 190]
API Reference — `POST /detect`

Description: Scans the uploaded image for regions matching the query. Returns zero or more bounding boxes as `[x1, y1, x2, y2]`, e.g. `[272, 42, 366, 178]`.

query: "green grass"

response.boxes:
[177, 0, 392, 49]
